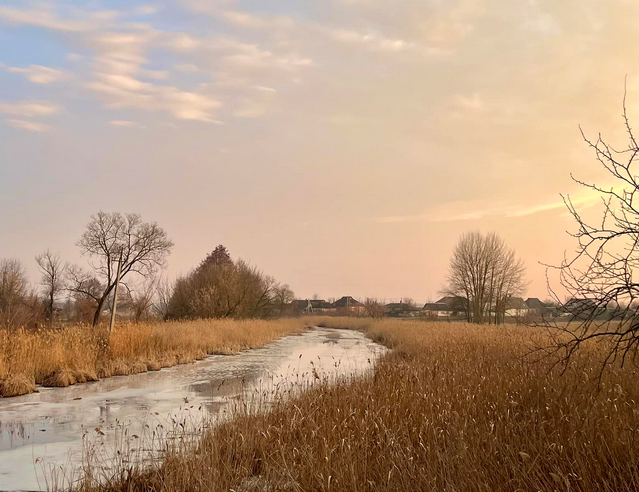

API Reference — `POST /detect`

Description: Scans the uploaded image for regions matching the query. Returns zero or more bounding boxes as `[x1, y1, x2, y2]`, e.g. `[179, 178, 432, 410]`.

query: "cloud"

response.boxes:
[454, 93, 484, 111]
[165, 32, 202, 51]
[6, 119, 49, 132]
[506, 193, 601, 218]
[419, 0, 485, 47]
[132, 5, 160, 16]
[0, 5, 113, 32]
[110, 120, 145, 128]
[217, 10, 294, 30]
[211, 39, 314, 71]
[0, 101, 60, 117]
[7, 65, 68, 84]
[174, 63, 199, 73]
[89, 78, 222, 122]
[328, 28, 416, 54]
[375, 190, 604, 224]
[185, 2, 294, 30]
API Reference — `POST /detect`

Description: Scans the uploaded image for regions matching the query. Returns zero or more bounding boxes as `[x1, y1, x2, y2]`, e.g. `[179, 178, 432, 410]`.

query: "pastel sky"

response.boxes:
[1, 0, 638, 303]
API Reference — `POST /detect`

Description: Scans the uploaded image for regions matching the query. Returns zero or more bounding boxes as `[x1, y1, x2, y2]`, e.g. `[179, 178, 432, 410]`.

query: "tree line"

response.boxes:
[0, 212, 294, 330]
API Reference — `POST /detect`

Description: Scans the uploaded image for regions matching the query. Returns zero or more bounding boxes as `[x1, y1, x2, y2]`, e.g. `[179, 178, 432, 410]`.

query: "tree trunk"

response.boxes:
[92, 284, 115, 327]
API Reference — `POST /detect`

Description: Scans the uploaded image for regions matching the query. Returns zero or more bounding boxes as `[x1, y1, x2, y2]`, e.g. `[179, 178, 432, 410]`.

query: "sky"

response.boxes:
[1, 0, 639, 304]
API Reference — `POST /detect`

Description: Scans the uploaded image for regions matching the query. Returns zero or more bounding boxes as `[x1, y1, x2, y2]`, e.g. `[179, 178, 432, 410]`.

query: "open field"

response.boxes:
[0, 319, 308, 398]
[76, 318, 639, 492]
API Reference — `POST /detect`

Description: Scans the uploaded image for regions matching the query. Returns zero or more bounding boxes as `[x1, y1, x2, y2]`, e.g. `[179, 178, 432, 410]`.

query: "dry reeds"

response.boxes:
[0, 319, 308, 397]
[77, 319, 639, 492]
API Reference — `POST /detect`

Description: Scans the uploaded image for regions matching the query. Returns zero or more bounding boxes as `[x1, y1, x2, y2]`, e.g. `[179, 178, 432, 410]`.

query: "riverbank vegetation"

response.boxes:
[0, 318, 308, 398]
[77, 318, 639, 492]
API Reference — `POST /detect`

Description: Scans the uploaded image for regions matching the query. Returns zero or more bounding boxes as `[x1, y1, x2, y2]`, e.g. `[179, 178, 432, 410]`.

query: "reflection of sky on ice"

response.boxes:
[0, 328, 386, 491]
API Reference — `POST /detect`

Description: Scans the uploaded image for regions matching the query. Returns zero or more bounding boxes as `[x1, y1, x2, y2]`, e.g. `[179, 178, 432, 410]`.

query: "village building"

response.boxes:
[385, 302, 422, 317]
[421, 302, 452, 317]
[333, 296, 365, 316]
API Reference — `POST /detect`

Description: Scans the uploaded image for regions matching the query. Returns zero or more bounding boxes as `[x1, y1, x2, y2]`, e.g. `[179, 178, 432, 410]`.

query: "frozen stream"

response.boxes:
[0, 328, 386, 491]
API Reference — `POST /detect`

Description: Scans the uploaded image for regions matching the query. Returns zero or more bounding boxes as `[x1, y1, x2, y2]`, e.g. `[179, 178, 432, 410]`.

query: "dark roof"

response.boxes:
[310, 299, 334, 309]
[293, 299, 336, 310]
[436, 296, 467, 310]
[506, 297, 527, 309]
[423, 303, 451, 311]
[333, 296, 364, 308]
[525, 297, 546, 309]
[564, 298, 598, 313]
[385, 303, 421, 311]
[293, 299, 311, 310]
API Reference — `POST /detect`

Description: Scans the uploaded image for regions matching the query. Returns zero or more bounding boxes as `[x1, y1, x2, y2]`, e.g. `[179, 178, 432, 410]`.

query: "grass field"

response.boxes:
[74, 318, 639, 492]
[0, 319, 309, 397]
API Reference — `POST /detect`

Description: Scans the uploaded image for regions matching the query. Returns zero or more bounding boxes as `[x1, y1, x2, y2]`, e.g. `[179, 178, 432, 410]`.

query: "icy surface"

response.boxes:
[0, 328, 385, 491]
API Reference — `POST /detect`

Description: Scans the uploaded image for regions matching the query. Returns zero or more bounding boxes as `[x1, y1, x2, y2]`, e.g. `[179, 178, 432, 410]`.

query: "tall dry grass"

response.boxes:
[0, 319, 308, 397]
[78, 318, 639, 492]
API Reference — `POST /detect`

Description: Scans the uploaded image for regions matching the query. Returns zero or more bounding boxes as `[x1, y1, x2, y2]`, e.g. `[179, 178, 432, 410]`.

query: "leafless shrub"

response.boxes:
[363, 298, 386, 319]
[544, 87, 639, 374]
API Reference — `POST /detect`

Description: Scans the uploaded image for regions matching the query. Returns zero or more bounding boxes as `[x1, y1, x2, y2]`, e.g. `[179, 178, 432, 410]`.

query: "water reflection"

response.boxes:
[0, 328, 386, 491]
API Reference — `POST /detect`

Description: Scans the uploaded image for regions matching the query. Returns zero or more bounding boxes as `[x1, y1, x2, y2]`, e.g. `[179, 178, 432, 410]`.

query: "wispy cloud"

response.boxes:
[185, 1, 294, 30]
[110, 120, 145, 128]
[0, 5, 111, 32]
[328, 28, 417, 54]
[7, 65, 68, 84]
[6, 119, 50, 132]
[375, 191, 604, 224]
[0, 101, 60, 117]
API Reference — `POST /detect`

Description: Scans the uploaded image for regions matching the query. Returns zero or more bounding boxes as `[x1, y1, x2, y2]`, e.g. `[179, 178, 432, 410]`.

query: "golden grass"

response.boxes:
[0, 319, 309, 397]
[77, 318, 639, 492]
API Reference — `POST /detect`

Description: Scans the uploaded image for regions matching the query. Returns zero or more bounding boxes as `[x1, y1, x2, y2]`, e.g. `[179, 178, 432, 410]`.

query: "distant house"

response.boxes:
[505, 297, 529, 317]
[292, 299, 312, 314]
[422, 302, 452, 317]
[564, 298, 599, 318]
[310, 299, 337, 313]
[435, 296, 468, 318]
[293, 299, 337, 314]
[385, 302, 421, 318]
[525, 298, 556, 319]
[333, 296, 365, 316]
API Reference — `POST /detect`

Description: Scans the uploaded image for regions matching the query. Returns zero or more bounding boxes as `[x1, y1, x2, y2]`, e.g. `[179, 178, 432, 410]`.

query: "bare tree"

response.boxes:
[364, 298, 386, 319]
[272, 283, 296, 317]
[67, 212, 173, 326]
[445, 231, 526, 324]
[0, 259, 30, 328]
[545, 89, 639, 371]
[154, 276, 174, 320]
[35, 250, 64, 323]
[123, 277, 158, 323]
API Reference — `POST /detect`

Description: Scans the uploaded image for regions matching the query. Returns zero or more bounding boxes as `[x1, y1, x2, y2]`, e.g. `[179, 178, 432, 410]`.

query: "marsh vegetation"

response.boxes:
[0, 319, 307, 398]
[73, 318, 639, 492]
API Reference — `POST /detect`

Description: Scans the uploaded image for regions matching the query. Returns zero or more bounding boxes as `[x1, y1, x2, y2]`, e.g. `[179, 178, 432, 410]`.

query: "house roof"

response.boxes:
[525, 297, 546, 309]
[293, 299, 336, 309]
[293, 299, 311, 309]
[423, 303, 451, 311]
[564, 298, 598, 313]
[436, 296, 467, 310]
[506, 297, 528, 309]
[333, 296, 364, 308]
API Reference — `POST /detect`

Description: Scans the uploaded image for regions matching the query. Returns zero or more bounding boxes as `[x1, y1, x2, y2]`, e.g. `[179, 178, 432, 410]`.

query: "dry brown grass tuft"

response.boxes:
[42, 368, 78, 387]
[0, 319, 308, 397]
[0, 373, 36, 397]
[77, 319, 639, 492]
